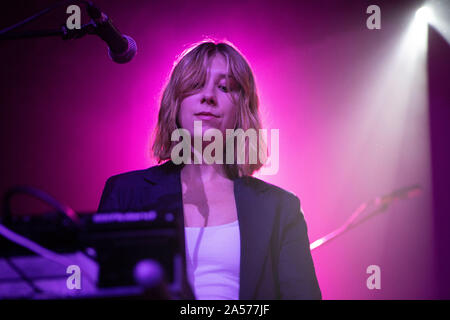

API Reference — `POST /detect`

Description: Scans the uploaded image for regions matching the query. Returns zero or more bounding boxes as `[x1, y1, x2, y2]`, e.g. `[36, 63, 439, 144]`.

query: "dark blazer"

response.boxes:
[98, 160, 321, 300]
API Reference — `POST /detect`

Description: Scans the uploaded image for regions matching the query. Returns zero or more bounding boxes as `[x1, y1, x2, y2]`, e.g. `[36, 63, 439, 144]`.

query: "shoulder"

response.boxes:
[104, 168, 150, 188]
[104, 162, 173, 188]
[239, 175, 301, 205]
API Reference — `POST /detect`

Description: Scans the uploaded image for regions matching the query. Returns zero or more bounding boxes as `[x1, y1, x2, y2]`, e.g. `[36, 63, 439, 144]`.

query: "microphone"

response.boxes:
[86, 3, 137, 64]
[376, 184, 422, 206]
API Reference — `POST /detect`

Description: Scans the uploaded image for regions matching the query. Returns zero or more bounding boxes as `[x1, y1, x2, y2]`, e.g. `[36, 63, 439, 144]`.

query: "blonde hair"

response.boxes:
[152, 39, 266, 179]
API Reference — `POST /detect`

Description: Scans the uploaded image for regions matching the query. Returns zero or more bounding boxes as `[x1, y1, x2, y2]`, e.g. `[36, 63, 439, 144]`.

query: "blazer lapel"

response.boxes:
[235, 178, 276, 300]
[142, 161, 276, 300]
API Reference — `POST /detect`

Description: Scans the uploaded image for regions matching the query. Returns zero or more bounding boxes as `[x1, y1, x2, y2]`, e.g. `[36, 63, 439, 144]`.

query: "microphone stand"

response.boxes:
[0, 2, 137, 63]
[310, 185, 422, 250]
[0, 23, 96, 41]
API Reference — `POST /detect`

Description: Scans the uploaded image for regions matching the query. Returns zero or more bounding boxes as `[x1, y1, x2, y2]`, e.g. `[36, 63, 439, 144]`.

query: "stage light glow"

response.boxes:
[415, 6, 433, 24]
[405, 6, 431, 55]
[316, 2, 435, 299]
[424, 0, 450, 45]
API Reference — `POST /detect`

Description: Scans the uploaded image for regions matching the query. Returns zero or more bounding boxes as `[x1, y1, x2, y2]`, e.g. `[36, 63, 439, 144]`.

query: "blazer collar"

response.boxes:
[142, 160, 276, 300]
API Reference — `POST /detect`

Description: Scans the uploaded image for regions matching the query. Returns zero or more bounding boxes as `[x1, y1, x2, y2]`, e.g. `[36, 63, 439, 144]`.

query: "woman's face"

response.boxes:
[177, 54, 238, 138]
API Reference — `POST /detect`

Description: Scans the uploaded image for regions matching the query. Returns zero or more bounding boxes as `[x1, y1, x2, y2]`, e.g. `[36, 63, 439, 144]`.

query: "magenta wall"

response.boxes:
[1, 0, 442, 299]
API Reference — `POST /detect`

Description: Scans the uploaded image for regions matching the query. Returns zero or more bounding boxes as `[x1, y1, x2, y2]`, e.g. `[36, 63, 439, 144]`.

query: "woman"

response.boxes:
[98, 40, 321, 300]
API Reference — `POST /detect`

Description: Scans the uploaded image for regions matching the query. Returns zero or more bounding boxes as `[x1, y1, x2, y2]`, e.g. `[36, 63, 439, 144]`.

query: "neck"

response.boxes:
[181, 162, 229, 184]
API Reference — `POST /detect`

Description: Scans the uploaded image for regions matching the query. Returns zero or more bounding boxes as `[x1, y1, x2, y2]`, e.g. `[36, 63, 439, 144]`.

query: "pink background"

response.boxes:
[0, 0, 442, 299]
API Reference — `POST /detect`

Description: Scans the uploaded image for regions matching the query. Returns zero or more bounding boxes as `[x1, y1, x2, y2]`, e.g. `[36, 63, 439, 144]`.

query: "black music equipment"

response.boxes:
[0, 209, 183, 299]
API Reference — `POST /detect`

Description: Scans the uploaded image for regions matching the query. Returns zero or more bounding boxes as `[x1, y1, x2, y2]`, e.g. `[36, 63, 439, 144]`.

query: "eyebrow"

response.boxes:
[213, 73, 237, 82]
[213, 73, 229, 78]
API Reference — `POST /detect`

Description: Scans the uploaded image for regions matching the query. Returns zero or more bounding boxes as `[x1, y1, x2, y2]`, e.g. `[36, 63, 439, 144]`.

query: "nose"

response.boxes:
[200, 84, 217, 106]
[201, 95, 217, 106]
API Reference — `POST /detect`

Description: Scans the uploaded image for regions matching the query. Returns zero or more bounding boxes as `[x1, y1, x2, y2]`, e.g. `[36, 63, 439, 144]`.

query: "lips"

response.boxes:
[194, 112, 220, 118]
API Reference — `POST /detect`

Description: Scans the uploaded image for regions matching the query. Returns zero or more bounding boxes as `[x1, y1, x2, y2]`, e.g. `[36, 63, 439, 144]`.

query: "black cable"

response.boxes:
[2, 185, 80, 225]
[0, 0, 91, 35]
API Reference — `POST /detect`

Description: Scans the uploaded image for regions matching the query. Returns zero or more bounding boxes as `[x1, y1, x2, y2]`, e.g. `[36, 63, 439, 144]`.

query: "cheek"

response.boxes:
[222, 101, 238, 129]
[178, 97, 195, 126]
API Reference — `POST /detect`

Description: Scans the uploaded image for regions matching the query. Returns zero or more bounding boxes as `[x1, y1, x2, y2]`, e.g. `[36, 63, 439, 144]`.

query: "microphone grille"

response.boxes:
[108, 35, 137, 64]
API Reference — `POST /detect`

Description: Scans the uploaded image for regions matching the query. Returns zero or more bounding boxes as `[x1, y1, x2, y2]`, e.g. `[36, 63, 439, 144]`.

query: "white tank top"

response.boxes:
[184, 220, 241, 300]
